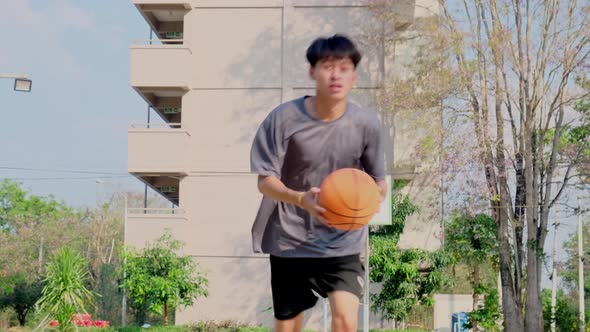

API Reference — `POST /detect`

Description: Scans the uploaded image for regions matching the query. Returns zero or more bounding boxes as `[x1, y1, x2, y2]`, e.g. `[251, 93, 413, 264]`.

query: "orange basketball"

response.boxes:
[318, 168, 381, 231]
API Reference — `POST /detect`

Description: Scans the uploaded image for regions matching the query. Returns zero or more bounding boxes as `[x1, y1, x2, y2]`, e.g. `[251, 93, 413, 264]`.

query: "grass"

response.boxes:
[1, 325, 430, 332]
[370, 330, 429, 332]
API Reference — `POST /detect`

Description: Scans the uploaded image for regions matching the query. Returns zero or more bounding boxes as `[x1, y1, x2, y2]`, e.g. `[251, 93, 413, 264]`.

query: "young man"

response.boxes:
[250, 34, 387, 332]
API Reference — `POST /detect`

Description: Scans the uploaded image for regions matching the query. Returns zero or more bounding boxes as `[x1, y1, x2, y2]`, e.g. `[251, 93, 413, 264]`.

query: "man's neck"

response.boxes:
[306, 95, 347, 122]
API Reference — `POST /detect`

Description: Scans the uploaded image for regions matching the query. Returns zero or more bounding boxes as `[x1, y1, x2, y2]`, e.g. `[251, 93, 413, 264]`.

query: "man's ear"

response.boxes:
[309, 66, 316, 81]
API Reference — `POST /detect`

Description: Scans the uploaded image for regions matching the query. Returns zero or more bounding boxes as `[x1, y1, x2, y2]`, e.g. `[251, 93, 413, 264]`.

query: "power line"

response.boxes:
[0, 164, 579, 177]
[1, 175, 132, 181]
[0, 164, 584, 187]
[0, 166, 128, 175]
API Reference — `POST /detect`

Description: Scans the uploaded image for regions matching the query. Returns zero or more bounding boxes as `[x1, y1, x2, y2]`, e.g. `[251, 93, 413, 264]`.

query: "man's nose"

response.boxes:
[330, 70, 342, 80]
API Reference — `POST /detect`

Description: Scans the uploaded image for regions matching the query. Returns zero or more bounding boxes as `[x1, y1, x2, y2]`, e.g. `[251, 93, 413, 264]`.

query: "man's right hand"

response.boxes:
[296, 187, 328, 223]
[257, 175, 329, 223]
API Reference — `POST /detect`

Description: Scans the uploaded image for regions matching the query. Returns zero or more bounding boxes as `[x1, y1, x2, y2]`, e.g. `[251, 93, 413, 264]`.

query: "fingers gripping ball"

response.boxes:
[318, 168, 381, 231]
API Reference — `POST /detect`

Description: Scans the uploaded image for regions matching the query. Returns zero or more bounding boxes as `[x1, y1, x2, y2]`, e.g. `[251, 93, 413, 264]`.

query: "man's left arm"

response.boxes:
[360, 113, 388, 202]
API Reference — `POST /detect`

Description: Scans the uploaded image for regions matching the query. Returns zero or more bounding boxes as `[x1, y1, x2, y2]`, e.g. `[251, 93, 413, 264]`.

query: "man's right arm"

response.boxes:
[257, 175, 327, 221]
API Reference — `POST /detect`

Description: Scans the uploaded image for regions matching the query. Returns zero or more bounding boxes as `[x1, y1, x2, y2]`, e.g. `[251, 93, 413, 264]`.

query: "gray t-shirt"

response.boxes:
[250, 96, 385, 257]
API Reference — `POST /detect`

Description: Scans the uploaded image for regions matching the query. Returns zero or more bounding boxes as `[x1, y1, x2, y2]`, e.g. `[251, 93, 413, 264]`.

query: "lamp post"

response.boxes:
[578, 197, 585, 332]
[96, 179, 104, 206]
[0, 73, 32, 92]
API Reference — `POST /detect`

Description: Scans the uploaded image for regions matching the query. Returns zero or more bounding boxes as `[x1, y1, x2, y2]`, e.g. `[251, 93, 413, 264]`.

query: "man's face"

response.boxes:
[310, 57, 358, 101]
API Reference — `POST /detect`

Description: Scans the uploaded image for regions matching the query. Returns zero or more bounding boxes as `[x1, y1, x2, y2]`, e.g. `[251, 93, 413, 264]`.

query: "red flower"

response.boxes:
[72, 313, 93, 326]
[91, 320, 110, 328]
[49, 320, 60, 327]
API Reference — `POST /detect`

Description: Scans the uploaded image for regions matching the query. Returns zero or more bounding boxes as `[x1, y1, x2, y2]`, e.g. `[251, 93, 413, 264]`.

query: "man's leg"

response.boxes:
[274, 312, 305, 332]
[270, 256, 317, 332]
[328, 290, 360, 332]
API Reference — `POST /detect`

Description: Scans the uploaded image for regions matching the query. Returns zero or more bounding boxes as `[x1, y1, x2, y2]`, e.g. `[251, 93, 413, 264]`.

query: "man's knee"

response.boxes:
[332, 310, 358, 332]
[328, 290, 360, 332]
[274, 312, 304, 332]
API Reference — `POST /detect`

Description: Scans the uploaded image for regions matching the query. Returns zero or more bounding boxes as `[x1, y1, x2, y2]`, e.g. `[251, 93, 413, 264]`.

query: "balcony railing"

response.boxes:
[128, 207, 185, 215]
[132, 39, 190, 48]
[130, 122, 183, 129]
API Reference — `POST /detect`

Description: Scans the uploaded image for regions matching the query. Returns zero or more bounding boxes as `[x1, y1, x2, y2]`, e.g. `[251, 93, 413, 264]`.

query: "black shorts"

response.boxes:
[269, 254, 365, 320]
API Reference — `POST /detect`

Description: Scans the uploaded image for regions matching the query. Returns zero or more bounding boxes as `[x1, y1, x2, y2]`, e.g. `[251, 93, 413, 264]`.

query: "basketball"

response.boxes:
[318, 168, 381, 231]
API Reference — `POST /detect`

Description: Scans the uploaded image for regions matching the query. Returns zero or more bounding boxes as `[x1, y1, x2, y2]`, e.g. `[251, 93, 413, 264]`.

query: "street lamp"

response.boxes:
[14, 78, 32, 92]
[1, 73, 32, 92]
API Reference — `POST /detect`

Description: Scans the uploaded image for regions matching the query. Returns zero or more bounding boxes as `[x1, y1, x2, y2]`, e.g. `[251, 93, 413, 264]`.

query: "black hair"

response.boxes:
[305, 34, 362, 68]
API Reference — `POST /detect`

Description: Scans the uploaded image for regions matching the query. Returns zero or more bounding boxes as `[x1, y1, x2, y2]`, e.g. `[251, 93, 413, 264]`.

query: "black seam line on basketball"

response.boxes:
[324, 206, 375, 218]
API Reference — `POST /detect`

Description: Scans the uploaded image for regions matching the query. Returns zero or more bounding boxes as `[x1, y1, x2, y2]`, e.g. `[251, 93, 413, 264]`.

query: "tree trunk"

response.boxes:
[17, 310, 26, 326]
[524, 160, 544, 331]
[525, 245, 543, 332]
[498, 208, 525, 332]
[475, 109, 523, 331]
[164, 301, 169, 326]
[524, 103, 543, 332]
[514, 152, 526, 305]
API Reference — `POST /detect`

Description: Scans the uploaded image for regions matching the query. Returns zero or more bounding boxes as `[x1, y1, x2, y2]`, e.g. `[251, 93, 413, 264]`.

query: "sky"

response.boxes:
[0, 0, 151, 207]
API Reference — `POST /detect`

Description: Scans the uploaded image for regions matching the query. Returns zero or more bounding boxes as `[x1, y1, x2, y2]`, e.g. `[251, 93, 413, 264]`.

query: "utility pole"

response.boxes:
[578, 197, 586, 332]
[122, 196, 128, 326]
[363, 234, 370, 332]
[550, 210, 560, 332]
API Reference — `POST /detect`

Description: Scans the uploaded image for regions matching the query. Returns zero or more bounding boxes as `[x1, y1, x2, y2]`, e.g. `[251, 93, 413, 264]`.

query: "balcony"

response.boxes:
[130, 1, 191, 122]
[132, 1, 191, 44]
[126, 207, 188, 250]
[128, 122, 188, 205]
[131, 173, 185, 206]
[130, 43, 191, 123]
[128, 123, 189, 174]
[130, 44, 191, 89]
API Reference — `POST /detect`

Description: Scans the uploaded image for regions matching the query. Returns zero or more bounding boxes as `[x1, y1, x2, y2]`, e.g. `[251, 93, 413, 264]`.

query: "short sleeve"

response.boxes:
[250, 110, 284, 178]
[361, 112, 386, 181]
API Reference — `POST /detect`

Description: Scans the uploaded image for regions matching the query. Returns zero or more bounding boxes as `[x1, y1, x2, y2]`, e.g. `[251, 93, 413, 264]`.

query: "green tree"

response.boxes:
[560, 218, 590, 313]
[561, 76, 590, 185]
[0, 179, 73, 232]
[35, 247, 95, 331]
[541, 289, 580, 332]
[122, 232, 208, 325]
[0, 180, 77, 279]
[366, 1, 590, 330]
[542, 76, 590, 186]
[369, 181, 454, 323]
[0, 180, 163, 328]
[444, 213, 500, 331]
[370, 239, 454, 322]
[0, 180, 83, 327]
[464, 288, 502, 332]
[0, 273, 43, 326]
